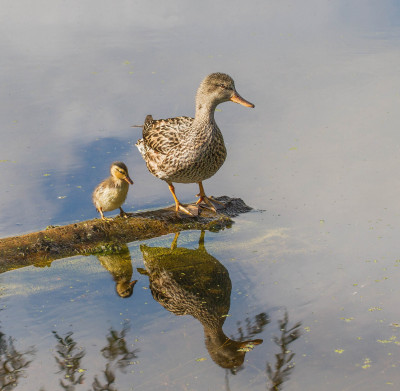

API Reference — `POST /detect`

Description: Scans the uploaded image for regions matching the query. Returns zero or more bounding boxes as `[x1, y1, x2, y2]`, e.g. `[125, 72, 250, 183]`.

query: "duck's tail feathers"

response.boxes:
[131, 114, 153, 129]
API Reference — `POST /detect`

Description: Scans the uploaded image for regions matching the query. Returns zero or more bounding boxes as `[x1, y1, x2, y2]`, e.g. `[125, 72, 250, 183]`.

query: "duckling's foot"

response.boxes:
[98, 209, 113, 222]
[119, 208, 133, 218]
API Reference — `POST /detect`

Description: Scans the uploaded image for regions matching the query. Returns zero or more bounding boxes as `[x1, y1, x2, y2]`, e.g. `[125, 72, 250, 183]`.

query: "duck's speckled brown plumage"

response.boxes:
[136, 72, 254, 215]
[139, 231, 263, 368]
[137, 114, 226, 184]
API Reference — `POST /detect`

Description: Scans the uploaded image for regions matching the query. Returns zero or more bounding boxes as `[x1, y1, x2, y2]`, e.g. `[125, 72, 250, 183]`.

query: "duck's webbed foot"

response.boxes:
[178, 203, 199, 216]
[195, 182, 225, 212]
[196, 195, 225, 212]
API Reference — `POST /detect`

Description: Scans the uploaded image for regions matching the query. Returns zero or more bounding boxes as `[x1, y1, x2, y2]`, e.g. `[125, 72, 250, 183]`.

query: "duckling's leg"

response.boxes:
[98, 208, 112, 222]
[119, 207, 132, 218]
[196, 182, 225, 211]
[168, 183, 195, 216]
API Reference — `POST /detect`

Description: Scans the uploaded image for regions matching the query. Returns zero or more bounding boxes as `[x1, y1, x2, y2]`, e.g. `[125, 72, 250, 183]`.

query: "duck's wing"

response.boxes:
[143, 115, 194, 154]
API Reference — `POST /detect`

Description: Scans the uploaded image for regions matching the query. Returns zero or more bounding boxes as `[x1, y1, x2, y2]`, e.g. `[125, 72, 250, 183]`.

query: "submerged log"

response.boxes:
[0, 196, 252, 273]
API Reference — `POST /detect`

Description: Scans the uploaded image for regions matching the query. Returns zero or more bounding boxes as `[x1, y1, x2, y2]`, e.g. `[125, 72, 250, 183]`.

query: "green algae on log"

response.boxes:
[0, 196, 252, 272]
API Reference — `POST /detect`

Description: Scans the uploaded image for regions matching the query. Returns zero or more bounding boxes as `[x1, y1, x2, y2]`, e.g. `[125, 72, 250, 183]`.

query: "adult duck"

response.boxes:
[136, 72, 254, 215]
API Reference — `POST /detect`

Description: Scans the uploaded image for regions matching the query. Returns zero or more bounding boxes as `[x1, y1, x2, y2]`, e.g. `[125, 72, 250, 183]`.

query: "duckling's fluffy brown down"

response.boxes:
[92, 162, 133, 219]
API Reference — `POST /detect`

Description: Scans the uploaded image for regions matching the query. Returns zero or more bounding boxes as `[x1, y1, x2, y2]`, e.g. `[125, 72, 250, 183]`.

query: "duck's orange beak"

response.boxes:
[230, 92, 255, 108]
[238, 338, 263, 349]
[124, 175, 134, 185]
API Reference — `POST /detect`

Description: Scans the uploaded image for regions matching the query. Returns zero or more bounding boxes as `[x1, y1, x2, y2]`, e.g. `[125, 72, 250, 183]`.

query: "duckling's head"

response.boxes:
[196, 72, 255, 110]
[116, 279, 137, 298]
[110, 162, 134, 184]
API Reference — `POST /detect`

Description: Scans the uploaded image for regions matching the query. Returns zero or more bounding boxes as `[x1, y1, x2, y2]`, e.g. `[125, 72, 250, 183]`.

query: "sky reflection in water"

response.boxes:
[0, 228, 300, 390]
[1, 0, 400, 390]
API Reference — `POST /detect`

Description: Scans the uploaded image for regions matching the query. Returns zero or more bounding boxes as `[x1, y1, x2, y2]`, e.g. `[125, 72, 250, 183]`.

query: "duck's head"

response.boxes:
[196, 72, 255, 110]
[205, 335, 263, 369]
[110, 161, 134, 184]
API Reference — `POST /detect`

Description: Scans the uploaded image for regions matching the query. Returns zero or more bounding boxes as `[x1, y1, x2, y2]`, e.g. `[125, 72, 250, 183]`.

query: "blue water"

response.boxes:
[1, 1, 400, 390]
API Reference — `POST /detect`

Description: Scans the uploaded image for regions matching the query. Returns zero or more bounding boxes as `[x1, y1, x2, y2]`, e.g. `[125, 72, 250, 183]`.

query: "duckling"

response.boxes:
[135, 72, 254, 215]
[96, 244, 138, 298]
[92, 162, 134, 220]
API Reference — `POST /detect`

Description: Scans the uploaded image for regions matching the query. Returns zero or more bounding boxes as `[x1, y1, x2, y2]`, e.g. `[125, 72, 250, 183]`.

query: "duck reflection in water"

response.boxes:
[96, 244, 137, 298]
[139, 231, 263, 369]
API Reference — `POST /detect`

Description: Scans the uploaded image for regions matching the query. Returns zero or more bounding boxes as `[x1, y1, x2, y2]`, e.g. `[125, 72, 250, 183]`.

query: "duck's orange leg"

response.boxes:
[168, 183, 195, 216]
[196, 182, 225, 211]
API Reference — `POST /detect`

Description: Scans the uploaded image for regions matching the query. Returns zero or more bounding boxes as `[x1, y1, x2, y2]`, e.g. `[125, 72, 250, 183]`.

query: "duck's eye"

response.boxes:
[216, 83, 227, 89]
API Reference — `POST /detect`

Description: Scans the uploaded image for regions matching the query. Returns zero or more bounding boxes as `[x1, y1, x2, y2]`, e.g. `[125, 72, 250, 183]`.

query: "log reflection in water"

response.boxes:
[139, 230, 263, 369]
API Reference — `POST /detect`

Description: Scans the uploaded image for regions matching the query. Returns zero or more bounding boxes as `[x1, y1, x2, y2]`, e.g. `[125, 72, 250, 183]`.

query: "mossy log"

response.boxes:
[0, 196, 252, 273]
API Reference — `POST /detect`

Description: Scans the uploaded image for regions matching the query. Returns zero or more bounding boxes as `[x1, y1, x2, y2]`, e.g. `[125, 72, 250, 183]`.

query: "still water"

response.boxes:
[1, 1, 400, 390]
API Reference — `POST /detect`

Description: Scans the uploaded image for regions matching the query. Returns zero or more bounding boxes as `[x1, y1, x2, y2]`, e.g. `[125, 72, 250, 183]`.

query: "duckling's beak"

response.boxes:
[230, 91, 255, 108]
[124, 175, 134, 185]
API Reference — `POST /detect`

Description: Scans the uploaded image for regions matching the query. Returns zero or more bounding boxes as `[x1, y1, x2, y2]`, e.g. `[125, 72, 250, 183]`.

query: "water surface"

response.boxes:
[1, 1, 400, 390]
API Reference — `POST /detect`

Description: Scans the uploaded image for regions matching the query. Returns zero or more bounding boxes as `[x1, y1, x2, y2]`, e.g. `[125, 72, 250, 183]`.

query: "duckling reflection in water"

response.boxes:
[92, 162, 134, 220]
[96, 244, 137, 298]
[139, 231, 263, 369]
